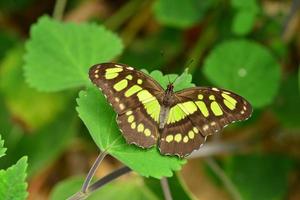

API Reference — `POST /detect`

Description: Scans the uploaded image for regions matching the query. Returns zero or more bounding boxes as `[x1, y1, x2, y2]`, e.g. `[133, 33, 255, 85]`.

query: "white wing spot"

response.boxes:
[212, 87, 219, 91]
[211, 121, 216, 126]
[115, 97, 120, 102]
[119, 103, 125, 110]
[127, 67, 134, 70]
[203, 125, 209, 131]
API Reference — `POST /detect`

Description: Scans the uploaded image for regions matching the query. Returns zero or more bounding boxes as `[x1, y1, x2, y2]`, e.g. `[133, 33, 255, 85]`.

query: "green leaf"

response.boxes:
[231, 0, 259, 11]
[77, 86, 185, 178]
[273, 75, 300, 128]
[230, 0, 259, 36]
[0, 45, 70, 130]
[147, 69, 195, 92]
[0, 156, 28, 200]
[225, 154, 293, 200]
[153, 0, 213, 28]
[50, 176, 159, 200]
[203, 39, 280, 108]
[24, 15, 123, 92]
[232, 11, 256, 36]
[77, 69, 192, 178]
[0, 135, 6, 158]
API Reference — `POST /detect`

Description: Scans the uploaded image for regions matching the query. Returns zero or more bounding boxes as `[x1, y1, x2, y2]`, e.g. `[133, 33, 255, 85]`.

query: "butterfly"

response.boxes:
[89, 63, 252, 157]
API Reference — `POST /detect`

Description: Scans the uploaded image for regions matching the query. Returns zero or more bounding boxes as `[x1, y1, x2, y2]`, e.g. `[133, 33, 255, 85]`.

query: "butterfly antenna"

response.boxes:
[171, 74, 180, 85]
[186, 59, 194, 69]
[167, 75, 171, 84]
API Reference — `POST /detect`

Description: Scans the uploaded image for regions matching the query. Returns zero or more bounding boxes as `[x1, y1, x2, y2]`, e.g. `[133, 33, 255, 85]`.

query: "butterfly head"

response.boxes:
[166, 83, 174, 94]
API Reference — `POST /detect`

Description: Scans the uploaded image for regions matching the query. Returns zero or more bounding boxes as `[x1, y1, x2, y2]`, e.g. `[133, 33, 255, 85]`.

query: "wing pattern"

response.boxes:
[89, 63, 164, 148]
[158, 87, 252, 156]
[89, 63, 252, 157]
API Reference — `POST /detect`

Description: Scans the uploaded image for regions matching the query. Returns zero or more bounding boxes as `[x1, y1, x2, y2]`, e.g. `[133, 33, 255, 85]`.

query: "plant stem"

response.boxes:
[68, 166, 131, 200]
[160, 177, 173, 200]
[185, 25, 216, 74]
[105, 0, 143, 31]
[204, 157, 242, 200]
[53, 0, 68, 20]
[88, 166, 132, 192]
[121, 0, 153, 46]
[81, 151, 107, 193]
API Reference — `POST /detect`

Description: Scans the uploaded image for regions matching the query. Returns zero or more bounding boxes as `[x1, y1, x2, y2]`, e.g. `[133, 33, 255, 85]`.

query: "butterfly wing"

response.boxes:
[89, 63, 164, 148]
[159, 87, 252, 157]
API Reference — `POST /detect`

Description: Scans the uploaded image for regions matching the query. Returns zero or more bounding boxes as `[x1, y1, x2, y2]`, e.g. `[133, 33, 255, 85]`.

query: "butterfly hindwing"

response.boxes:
[159, 118, 206, 157]
[89, 63, 163, 148]
[117, 107, 159, 148]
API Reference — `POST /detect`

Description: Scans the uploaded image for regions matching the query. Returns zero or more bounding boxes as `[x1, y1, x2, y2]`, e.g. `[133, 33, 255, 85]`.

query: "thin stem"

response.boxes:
[105, 0, 143, 30]
[160, 177, 173, 200]
[53, 0, 68, 20]
[88, 166, 131, 192]
[68, 166, 131, 200]
[120, 0, 153, 46]
[185, 25, 216, 74]
[204, 157, 242, 200]
[81, 151, 107, 193]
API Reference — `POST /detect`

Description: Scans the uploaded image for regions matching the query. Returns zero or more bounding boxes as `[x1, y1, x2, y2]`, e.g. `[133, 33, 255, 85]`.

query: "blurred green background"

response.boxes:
[0, 0, 300, 199]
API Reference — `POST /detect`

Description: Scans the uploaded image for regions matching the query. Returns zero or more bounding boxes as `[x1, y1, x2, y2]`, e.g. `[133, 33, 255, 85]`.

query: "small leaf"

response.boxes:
[153, 0, 213, 28]
[225, 154, 293, 200]
[147, 69, 194, 91]
[232, 11, 256, 36]
[230, 0, 259, 36]
[50, 176, 159, 200]
[0, 135, 6, 158]
[24, 16, 123, 91]
[203, 39, 280, 108]
[0, 156, 28, 200]
[77, 86, 185, 178]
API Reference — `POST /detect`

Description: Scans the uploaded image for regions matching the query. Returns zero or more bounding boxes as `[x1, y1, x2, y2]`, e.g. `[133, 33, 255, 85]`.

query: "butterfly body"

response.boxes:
[159, 84, 176, 129]
[89, 63, 252, 157]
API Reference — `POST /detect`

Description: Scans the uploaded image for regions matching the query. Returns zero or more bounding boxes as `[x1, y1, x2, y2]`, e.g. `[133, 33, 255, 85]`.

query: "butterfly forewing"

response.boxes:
[89, 63, 164, 148]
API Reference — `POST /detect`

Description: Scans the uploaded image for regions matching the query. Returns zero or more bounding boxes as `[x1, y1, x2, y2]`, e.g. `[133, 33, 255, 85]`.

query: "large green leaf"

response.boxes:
[50, 176, 159, 200]
[76, 70, 194, 178]
[24, 16, 123, 91]
[153, 0, 213, 28]
[225, 154, 293, 200]
[77, 87, 185, 178]
[0, 156, 28, 200]
[203, 39, 280, 108]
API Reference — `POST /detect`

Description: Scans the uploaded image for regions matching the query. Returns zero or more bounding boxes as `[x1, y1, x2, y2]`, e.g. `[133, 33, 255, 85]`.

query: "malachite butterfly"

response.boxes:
[89, 63, 252, 157]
